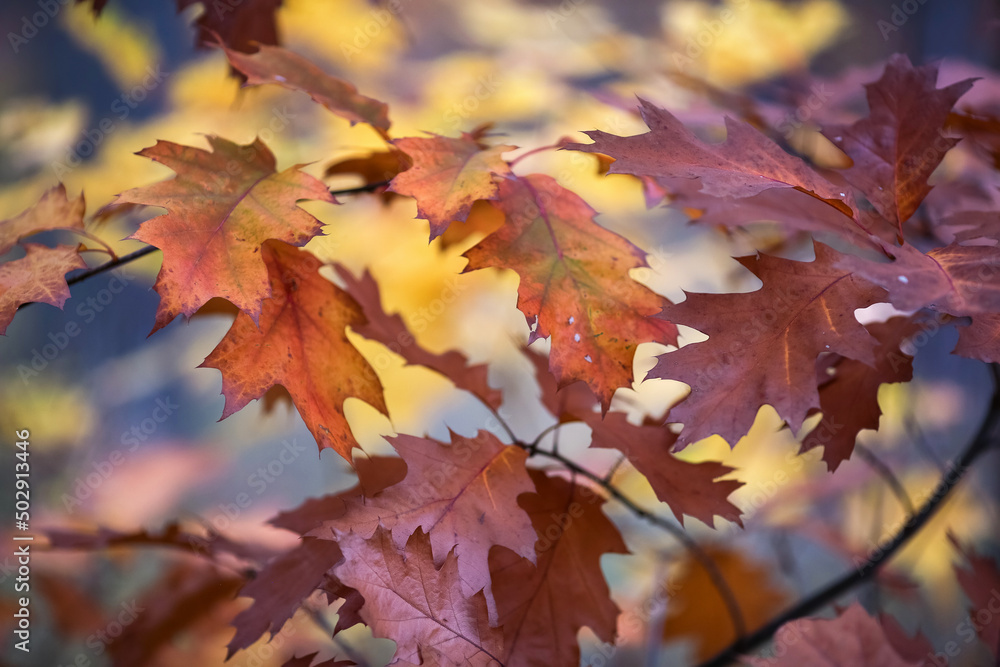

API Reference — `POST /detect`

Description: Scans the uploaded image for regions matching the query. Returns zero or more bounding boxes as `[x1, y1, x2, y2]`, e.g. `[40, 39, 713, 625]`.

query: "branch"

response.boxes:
[514, 436, 748, 640]
[696, 364, 1000, 667]
[23, 180, 395, 301]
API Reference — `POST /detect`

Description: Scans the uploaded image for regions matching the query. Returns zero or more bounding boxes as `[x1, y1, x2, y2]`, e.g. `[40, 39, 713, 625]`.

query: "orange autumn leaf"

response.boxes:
[662, 545, 789, 662]
[390, 133, 515, 239]
[200, 241, 387, 460]
[0, 183, 85, 256]
[115, 136, 336, 332]
[0, 244, 86, 335]
[465, 174, 677, 410]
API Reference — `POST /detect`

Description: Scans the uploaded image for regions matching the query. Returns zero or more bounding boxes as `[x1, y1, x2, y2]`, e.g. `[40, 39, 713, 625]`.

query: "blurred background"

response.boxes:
[1, 0, 999, 665]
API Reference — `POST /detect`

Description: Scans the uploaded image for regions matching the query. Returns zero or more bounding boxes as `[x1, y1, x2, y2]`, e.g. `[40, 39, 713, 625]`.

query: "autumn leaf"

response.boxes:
[589, 413, 743, 526]
[651, 242, 884, 448]
[0, 183, 85, 256]
[200, 241, 387, 460]
[335, 528, 505, 666]
[116, 136, 336, 332]
[336, 265, 502, 408]
[228, 537, 351, 656]
[822, 54, 976, 233]
[953, 313, 1000, 363]
[801, 316, 922, 471]
[225, 45, 392, 134]
[177, 0, 282, 54]
[282, 654, 356, 667]
[312, 430, 536, 622]
[489, 469, 627, 666]
[839, 241, 1000, 317]
[566, 97, 858, 220]
[389, 133, 515, 239]
[465, 174, 677, 411]
[952, 537, 1000, 659]
[663, 545, 788, 662]
[0, 244, 86, 335]
[744, 603, 922, 667]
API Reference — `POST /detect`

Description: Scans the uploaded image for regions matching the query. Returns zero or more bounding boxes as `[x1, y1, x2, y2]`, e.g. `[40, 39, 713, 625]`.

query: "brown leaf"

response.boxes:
[0, 183, 85, 256]
[0, 244, 87, 335]
[335, 528, 505, 666]
[490, 469, 627, 665]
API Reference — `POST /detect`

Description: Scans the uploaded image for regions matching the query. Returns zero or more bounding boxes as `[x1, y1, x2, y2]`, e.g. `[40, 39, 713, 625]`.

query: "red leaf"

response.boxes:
[589, 413, 743, 526]
[801, 316, 922, 471]
[177, 0, 281, 54]
[650, 242, 884, 447]
[952, 538, 1000, 660]
[465, 174, 677, 411]
[744, 603, 922, 667]
[312, 431, 536, 621]
[0, 244, 86, 335]
[0, 183, 85, 256]
[822, 54, 975, 231]
[116, 136, 335, 332]
[490, 469, 627, 665]
[224, 45, 391, 134]
[567, 98, 858, 220]
[839, 241, 1000, 316]
[335, 528, 505, 666]
[200, 241, 387, 460]
[389, 133, 515, 239]
[228, 537, 350, 656]
[953, 313, 1000, 363]
[336, 265, 502, 408]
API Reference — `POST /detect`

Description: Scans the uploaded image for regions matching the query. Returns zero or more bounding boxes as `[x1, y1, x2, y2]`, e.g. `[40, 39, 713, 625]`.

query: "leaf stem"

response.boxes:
[695, 363, 1000, 667]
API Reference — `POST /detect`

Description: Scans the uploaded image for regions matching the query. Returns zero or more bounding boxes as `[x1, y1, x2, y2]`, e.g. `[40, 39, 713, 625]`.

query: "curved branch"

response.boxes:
[515, 438, 748, 640]
[855, 443, 915, 517]
[696, 364, 1000, 667]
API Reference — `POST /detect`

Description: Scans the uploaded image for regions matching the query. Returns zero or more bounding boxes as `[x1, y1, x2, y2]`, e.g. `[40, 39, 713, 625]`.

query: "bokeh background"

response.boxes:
[1, 0, 999, 665]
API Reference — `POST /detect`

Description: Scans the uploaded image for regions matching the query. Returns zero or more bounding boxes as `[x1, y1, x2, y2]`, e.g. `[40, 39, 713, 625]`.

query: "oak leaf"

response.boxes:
[0, 183, 85, 256]
[465, 174, 677, 411]
[567, 98, 857, 220]
[177, 0, 282, 54]
[650, 242, 884, 447]
[225, 45, 391, 134]
[822, 54, 975, 232]
[801, 316, 922, 471]
[839, 241, 1000, 316]
[489, 469, 627, 666]
[952, 537, 1000, 659]
[312, 430, 536, 622]
[390, 133, 514, 239]
[116, 136, 336, 332]
[335, 528, 505, 666]
[200, 241, 387, 460]
[0, 244, 86, 335]
[744, 603, 922, 667]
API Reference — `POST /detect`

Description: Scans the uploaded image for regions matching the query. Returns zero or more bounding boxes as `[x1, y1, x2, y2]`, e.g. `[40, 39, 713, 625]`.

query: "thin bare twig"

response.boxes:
[696, 364, 1000, 667]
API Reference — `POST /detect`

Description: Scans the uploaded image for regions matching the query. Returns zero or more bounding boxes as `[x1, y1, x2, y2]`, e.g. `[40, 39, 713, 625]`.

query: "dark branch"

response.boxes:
[695, 364, 1000, 667]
